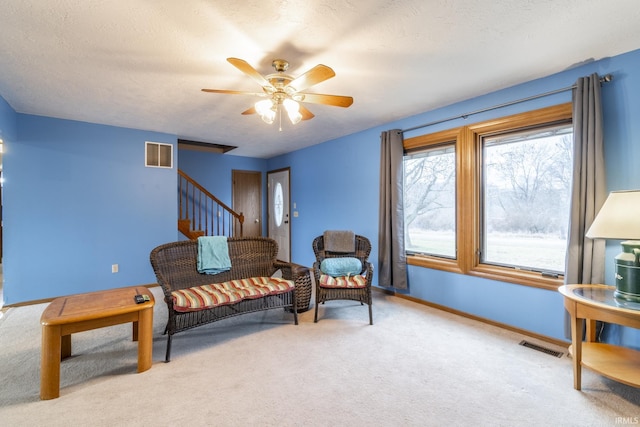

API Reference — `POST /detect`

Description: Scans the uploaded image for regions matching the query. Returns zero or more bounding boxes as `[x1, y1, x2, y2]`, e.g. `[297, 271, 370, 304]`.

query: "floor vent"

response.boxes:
[519, 340, 564, 358]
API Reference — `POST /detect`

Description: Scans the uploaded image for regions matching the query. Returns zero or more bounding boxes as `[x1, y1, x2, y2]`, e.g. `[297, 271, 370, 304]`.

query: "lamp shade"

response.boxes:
[585, 190, 640, 239]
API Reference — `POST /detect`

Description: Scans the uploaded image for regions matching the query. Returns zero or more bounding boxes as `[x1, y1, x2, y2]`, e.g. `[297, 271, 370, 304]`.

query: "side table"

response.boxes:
[558, 284, 640, 390]
[40, 286, 155, 399]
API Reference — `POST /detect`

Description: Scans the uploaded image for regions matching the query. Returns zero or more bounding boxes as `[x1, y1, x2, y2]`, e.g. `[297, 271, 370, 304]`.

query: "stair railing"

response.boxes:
[178, 169, 244, 238]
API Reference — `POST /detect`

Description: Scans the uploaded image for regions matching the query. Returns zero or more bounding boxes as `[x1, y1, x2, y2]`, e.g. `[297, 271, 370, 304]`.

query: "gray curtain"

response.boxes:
[379, 129, 408, 289]
[565, 73, 607, 287]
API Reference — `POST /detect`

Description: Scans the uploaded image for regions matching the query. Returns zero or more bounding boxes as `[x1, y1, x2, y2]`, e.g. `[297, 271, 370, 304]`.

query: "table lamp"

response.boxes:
[585, 189, 640, 302]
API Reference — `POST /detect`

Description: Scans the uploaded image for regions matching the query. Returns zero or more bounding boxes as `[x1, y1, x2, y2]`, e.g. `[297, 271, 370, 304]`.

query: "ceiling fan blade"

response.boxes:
[241, 106, 256, 115]
[299, 104, 315, 120]
[227, 57, 271, 88]
[287, 64, 335, 92]
[298, 93, 354, 108]
[201, 89, 264, 96]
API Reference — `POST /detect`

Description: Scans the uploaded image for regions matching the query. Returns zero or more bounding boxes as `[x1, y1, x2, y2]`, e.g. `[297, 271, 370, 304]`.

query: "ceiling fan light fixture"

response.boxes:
[202, 57, 352, 127]
[255, 99, 276, 124]
[283, 98, 302, 124]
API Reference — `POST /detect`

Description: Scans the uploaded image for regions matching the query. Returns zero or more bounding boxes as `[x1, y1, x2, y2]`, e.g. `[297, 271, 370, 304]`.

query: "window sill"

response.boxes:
[407, 254, 563, 291]
[407, 254, 462, 274]
[469, 264, 563, 291]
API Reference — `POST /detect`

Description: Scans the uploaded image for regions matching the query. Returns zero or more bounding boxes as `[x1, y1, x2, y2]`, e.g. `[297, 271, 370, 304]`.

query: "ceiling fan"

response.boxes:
[202, 58, 353, 127]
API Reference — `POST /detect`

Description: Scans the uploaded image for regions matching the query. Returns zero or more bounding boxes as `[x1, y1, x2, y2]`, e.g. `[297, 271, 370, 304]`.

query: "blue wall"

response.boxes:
[1, 114, 177, 303]
[269, 48, 640, 346]
[267, 133, 381, 267]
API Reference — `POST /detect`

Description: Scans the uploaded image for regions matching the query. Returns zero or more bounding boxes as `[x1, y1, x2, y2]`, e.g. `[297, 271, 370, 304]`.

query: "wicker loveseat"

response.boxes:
[150, 237, 308, 362]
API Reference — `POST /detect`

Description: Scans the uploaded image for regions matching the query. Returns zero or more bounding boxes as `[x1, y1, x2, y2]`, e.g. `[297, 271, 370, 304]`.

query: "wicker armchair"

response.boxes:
[312, 233, 373, 324]
[150, 237, 303, 361]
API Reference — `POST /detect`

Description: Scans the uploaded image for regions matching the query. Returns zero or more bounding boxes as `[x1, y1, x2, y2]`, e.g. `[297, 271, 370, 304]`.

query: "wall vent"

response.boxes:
[146, 141, 173, 168]
[519, 340, 564, 358]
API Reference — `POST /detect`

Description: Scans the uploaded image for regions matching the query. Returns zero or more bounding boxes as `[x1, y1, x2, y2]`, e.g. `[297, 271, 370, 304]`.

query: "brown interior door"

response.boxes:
[232, 170, 262, 236]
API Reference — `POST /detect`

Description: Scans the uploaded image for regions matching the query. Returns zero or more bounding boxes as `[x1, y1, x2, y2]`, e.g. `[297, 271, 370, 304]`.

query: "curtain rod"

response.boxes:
[400, 74, 613, 134]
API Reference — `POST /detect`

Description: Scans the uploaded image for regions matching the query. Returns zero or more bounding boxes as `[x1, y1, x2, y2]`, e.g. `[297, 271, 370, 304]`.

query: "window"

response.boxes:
[481, 124, 572, 274]
[403, 104, 573, 289]
[145, 141, 173, 168]
[404, 143, 456, 258]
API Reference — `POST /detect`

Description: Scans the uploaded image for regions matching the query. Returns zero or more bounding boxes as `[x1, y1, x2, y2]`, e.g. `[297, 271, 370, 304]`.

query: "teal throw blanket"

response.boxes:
[197, 236, 232, 275]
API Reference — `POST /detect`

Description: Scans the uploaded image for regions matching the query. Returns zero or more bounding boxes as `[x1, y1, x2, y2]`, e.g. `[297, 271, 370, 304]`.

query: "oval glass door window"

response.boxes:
[274, 182, 284, 227]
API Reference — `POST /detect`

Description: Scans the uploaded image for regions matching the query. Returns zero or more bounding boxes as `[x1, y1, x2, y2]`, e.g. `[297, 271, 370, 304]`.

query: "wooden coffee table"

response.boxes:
[40, 286, 155, 400]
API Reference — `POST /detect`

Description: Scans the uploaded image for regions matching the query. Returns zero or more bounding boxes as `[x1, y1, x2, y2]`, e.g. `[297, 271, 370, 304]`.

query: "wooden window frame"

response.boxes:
[404, 103, 572, 291]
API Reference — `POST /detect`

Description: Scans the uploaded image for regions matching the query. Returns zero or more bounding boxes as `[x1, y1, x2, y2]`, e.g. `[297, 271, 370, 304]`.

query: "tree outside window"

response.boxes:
[482, 125, 573, 273]
[404, 144, 456, 258]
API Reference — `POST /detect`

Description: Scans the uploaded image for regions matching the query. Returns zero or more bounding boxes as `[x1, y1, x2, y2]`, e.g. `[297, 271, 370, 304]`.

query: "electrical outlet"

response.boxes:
[111, 264, 119, 273]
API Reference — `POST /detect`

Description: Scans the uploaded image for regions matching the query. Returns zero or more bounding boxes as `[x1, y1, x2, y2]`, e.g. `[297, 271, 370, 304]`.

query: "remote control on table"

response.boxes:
[134, 294, 150, 304]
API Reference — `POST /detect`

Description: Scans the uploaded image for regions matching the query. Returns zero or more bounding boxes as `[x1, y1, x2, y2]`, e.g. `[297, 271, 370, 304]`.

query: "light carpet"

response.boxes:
[0, 286, 638, 426]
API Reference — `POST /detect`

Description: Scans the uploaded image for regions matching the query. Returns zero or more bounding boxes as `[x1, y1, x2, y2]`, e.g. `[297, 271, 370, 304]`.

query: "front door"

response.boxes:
[232, 170, 262, 237]
[267, 168, 291, 262]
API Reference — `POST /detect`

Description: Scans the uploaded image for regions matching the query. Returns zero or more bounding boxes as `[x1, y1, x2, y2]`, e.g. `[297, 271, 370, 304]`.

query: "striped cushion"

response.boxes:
[221, 278, 270, 299]
[258, 277, 296, 293]
[171, 276, 295, 312]
[319, 274, 367, 289]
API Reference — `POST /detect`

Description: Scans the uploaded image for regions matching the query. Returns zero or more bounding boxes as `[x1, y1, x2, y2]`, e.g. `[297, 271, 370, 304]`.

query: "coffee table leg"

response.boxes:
[41, 325, 61, 400]
[61, 334, 71, 359]
[136, 306, 153, 372]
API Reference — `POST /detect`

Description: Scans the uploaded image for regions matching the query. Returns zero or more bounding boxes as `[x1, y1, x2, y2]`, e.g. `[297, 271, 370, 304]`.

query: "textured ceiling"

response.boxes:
[1, 1, 639, 158]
